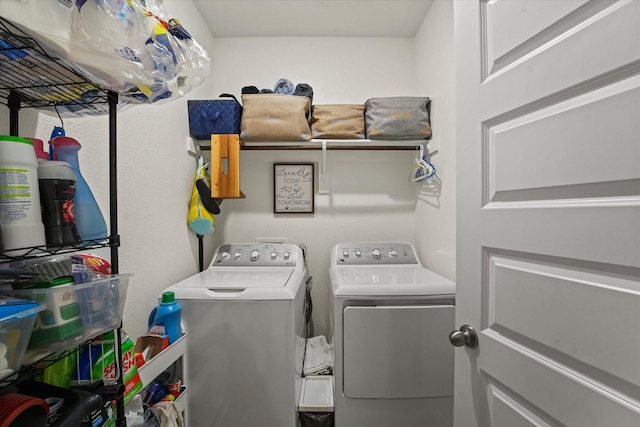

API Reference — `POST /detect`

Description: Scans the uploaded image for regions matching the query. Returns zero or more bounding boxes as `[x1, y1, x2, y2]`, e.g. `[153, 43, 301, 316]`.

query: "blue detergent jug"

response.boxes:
[49, 135, 108, 242]
[148, 291, 182, 345]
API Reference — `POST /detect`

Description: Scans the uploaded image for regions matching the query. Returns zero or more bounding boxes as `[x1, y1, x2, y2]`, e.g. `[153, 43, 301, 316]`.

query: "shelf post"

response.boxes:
[107, 90, 126, 427]
[8, 90, 20, 136]
[108, 91, 119, 275]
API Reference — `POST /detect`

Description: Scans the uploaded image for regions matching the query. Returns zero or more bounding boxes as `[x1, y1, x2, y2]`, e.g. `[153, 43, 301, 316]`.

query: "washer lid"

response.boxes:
[172, 268, 294, 289]
[166, 267, 301, 300]
[332, 266, 455, 296]
[206, 268, 295, 288]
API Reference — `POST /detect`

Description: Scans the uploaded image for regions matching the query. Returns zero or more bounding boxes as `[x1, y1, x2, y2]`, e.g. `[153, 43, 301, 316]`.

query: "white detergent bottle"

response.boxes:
[0, 135, 47, 255]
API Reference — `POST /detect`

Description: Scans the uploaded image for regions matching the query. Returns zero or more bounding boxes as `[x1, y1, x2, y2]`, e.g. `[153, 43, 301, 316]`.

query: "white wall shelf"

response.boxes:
[240, 139, 429, 150]
[195, 139, 430, 151]
[192, 138, 434, 195]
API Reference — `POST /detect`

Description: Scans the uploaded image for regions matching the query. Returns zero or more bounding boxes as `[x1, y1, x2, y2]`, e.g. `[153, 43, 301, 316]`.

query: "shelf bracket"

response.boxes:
[318, 140, 330, 194]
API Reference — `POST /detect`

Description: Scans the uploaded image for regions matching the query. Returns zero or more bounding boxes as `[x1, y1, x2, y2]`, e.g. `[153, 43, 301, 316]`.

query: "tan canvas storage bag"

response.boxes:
[240, 94, 312, 142]
[311, 104, 366, 139]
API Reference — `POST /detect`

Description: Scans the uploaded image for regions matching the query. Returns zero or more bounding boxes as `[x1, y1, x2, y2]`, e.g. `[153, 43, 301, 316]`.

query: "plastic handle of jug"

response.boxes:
[49, 126, 65, 160]
[148, 307, 157, 329]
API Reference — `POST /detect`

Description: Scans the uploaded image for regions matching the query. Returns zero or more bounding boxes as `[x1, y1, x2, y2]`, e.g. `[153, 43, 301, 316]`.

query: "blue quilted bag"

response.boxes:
[188, 94, 242, 139]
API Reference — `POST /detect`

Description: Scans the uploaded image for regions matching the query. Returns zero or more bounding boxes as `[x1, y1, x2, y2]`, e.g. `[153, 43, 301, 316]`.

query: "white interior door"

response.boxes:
[454, 1, 640, 426]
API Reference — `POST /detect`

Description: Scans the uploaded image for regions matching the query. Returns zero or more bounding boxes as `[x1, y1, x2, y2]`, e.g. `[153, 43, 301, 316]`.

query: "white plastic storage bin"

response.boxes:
[299, 376, 335, 427]
[1, 274, 131, 351]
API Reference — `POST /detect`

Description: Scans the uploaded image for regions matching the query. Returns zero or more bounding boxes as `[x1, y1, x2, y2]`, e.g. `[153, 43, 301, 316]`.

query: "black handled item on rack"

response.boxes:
[1, 379, 106, 427]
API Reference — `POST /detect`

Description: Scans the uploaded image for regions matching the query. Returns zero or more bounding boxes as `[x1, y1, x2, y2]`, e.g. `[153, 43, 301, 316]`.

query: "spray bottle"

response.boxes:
[49, 133, 107, 242]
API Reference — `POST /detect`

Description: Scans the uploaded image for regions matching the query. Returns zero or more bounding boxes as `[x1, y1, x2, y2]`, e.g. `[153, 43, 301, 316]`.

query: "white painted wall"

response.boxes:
[412, 0, 456, 281]
[207, 37, 423, 337]
[1, 0, 457, 342]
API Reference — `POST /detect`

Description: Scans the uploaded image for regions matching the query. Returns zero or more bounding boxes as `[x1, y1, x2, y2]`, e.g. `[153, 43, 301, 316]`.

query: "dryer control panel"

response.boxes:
[334, 243, 419, 265]
[211, 243, 300, 267]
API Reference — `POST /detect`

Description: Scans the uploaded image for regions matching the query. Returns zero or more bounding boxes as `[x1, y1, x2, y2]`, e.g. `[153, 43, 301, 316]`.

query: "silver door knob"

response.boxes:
[449, 324, 478, 348]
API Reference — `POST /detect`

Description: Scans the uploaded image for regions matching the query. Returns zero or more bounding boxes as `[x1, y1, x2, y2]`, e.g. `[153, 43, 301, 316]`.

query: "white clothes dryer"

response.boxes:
[163, 243, 308, 427]
[329, 242, 456, 427]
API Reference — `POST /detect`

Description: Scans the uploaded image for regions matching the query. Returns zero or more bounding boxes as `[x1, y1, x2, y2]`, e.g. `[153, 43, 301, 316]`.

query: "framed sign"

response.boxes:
[274, 163, 315, 213]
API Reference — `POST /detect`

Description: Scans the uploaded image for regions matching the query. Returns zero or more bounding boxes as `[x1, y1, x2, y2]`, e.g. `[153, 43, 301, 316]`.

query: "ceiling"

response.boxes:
[192, 0, 434, 38]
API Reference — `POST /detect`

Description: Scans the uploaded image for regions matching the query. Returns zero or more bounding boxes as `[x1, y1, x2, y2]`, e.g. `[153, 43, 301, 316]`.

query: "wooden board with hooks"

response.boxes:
[210, 134, 244, 198]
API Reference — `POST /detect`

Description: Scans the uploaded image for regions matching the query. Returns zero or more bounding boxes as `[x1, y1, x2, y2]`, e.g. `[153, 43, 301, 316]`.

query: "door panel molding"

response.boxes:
[485, 251, 640, 386]
[481, 71, 640, 207]
[481, 0, 639, 82]
[481, 332, 640, 426]
[485, 81, 640, 205]
[487, 378, 558, 427]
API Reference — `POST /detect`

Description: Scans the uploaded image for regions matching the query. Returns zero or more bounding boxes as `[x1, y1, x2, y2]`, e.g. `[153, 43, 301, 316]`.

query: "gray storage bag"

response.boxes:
[365, 97, 431, 140]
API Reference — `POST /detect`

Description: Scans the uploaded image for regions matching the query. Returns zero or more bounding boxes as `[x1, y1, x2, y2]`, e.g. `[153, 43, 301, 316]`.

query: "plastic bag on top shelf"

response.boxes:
[0, 0, 209, 105]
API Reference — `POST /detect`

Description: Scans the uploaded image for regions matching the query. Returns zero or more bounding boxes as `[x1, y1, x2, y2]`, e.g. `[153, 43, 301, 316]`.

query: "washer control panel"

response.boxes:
[334, 243, 419, 265]
[211, 243, 299, 267]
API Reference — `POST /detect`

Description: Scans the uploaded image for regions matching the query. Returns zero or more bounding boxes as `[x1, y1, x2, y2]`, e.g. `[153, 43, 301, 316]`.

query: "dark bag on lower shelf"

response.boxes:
[365, 97, 432, 140]
[188, 94, 242, 139]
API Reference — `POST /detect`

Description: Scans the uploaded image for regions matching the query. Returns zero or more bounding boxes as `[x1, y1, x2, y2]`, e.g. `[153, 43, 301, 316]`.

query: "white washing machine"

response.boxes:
[329, 242, 456, 427]
[163, 243, 308, 427]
